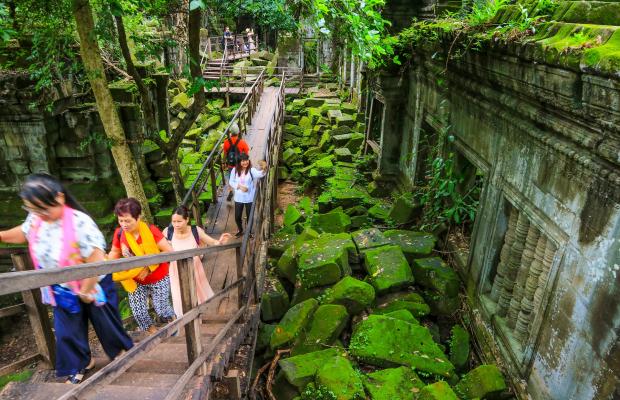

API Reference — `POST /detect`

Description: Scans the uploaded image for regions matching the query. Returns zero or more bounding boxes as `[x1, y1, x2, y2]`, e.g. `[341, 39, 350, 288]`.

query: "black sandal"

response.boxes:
[65, 370, 85, 384]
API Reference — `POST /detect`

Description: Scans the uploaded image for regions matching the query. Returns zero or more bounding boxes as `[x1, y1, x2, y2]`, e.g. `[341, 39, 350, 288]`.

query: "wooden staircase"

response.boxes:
[0, 308, 259, 400]
[203, 59, 228, 81]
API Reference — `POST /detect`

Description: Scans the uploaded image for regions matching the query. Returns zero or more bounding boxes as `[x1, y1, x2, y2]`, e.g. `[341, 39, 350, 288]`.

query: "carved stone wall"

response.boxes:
[376, 35, 620, 400]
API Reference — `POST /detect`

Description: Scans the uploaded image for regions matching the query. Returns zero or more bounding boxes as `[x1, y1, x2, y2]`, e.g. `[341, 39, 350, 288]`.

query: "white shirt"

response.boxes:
[229, 167, 266, 203]
[21, 210, 106, 270]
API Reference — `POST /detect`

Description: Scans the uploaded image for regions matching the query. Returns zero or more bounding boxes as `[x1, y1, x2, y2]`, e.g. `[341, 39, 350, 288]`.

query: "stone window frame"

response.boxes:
[477, 180, 568, 377]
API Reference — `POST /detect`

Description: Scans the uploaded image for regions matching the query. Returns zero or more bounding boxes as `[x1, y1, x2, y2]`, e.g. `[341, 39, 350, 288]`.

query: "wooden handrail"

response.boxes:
[55, 277, 245, 400]
[0, 242, 240, 296]
[181, 69, 265, 207]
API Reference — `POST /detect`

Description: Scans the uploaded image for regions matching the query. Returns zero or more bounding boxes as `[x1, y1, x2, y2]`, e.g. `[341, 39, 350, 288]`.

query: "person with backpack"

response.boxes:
[223, 129, 250, 201]
[108, 198, 176, 334]
[229, 154, 267, 237]
[163, 206, 231, 317]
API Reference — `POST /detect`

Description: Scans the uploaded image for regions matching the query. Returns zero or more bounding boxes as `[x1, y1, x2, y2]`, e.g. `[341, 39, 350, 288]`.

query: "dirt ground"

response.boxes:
[0, 314, 37, 369]
[273, 180, 304, 229]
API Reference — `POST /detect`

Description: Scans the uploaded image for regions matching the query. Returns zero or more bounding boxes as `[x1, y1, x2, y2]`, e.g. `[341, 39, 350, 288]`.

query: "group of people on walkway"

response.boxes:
[0, 137, 266, 384]
[222, 26, 256, 54]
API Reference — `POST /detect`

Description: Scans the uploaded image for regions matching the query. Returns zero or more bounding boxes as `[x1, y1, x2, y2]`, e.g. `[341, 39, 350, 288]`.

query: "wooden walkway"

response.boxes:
[202, 86, 279, 321]
[0, 87, 281, 400]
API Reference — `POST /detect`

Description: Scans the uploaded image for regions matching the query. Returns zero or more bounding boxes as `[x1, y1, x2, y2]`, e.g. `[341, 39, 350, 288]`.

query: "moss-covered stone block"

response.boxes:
[310, 209, 352, 233]
[351, 228, 390, 252]
[334, 147, 353, 162]
[292, 304, 349, 356]
[336, 114, 356, 128]
[383, 230, 436, 263]
[275, 229, 320, 283]
[291, 285, 328, 306]
[284, 205, 304, 227]
[388, 194, 421, 224]
[368, 203, 391, 222]
[349, 314, 454, 377]
[373, 291, 431, 318]
[269, 230, 297, 258]
[423, 289, 461, 316]
[257, 323, 276, 353]
[305, 98, 326, 107]
[297, 240, 350, 288]
[261, 275, 291, 322]
[454, 365, 507, 399]
[340, 102, 358, 115]
[418, 381, 459, 400]
[279, 348, 343, 388]
[449, 325, 470, 371]
[350, 215, 370, 229]
[363, 366, 425, 400]
[383, 309, 420, 324]
[412, 257, 460, 297]
[362, 245, 414, 294]
[321, 276, 376, 315]
[315, 356, 365, 400]
[283, 148, 301, 165]
[345, 133, 365, 153]
[271, 298, 319, 350]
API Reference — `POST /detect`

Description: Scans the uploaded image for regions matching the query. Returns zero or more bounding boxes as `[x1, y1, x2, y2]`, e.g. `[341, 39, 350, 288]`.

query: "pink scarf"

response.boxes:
[28, 205, 82, 306]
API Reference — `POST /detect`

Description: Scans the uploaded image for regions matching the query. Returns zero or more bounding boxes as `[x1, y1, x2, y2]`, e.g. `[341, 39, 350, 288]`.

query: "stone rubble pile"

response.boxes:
[254, 88, 508, 399]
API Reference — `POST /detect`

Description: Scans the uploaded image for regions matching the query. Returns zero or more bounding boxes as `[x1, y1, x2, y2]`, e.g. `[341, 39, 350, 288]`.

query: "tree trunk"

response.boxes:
[115, 15, 158, 138]
[166, 148, 185, 205]
[72, 0, 153, 222]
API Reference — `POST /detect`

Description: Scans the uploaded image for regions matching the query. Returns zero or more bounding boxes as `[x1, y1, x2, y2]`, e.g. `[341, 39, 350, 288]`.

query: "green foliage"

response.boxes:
[0, 370, 34, 389]
[292, 0, 395, 68]
[0, 4, 16, 42]
[79, 131, 116, 151]
[466, 0, 509, 27]
[212, 0, 297, 32]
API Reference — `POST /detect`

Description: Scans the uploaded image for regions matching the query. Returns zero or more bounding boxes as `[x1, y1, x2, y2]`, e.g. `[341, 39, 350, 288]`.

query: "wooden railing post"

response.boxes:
[177, 257, 205, 374]
[235, 246, 243, 309]
[209, 164, 218, 203]
[191, 190, 202, 228]
[11, 253, 55, 367]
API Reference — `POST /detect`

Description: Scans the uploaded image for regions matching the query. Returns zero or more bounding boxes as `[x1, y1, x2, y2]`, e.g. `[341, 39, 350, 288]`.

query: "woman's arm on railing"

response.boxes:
[0, 225, 27, 244]
[78, 248, 105, 302]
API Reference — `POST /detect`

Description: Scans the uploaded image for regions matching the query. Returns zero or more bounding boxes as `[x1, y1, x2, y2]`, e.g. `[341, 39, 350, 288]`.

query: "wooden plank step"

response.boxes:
[140, 343, 189, 363]
[110, 372, 181, 388]
[0, 382, 167, 400]
[127, 359, 188, 374]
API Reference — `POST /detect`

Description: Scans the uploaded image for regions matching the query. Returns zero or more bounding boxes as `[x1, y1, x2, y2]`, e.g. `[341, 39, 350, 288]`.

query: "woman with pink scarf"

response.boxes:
[0, 174, 132, 384]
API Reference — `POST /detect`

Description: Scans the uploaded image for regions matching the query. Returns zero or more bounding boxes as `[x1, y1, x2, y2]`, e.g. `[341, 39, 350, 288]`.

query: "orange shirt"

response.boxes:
[223, 136, 250, 156]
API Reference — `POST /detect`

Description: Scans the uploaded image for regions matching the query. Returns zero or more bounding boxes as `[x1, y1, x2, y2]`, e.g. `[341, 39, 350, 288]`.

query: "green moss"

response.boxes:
[382, 309, 420, 324]
[279, 348, 344, 388]
[270, 298, 319, 350]
[310, 210, 352, 234]
[284, 205, 305, 227]
[261, 275, 291, 322]
[297, 241, 350, 289]
[373, 291, 431, 318]
[363, 367, 425, 399]
[412, 257, 460, 297]
[362, 245, 414, 294]
[583, 29, 620, 72]
[350, 228, 390, 252]
[315, 356, 365, 400]
[0, 369, 34, 390]
[418, 381, 459, 400]
[383, 230, 436, 263]
[321, 276, 376, 315]
[349, 314, 455, 377]
[269, 230, 298, 258]
[292, 304, 349, 355]
[449, 325, 470, 371]
[454, 365, 507, 399]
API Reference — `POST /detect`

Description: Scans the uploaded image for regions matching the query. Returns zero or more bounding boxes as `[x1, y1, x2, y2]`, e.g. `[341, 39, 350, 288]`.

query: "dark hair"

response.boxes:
[235, 153, 251, 175]
[20, 173, 87, 214]
[114, 198, 141, 219]
[173, 205, 191, 220]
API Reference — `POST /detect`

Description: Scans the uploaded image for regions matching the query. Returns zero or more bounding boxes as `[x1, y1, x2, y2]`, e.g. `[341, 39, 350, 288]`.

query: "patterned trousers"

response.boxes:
[127, 276, 176, 331]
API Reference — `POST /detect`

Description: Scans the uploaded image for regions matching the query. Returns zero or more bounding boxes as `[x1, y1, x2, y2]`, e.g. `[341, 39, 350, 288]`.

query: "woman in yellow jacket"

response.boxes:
[108, 198, 176, 334]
